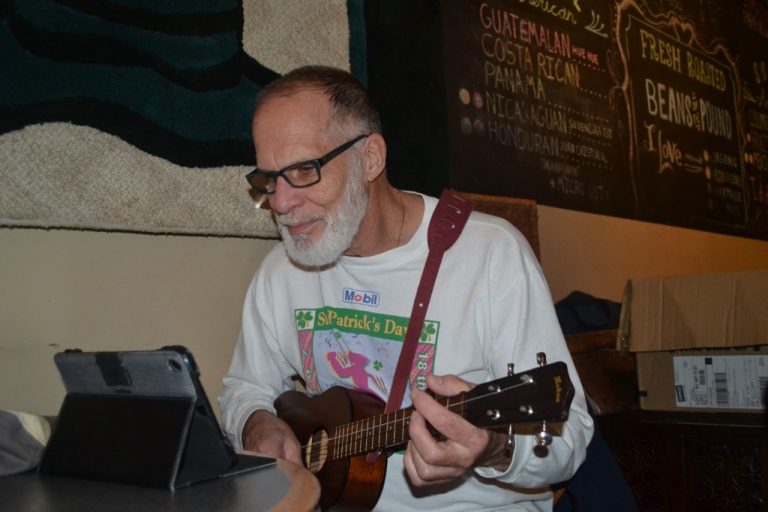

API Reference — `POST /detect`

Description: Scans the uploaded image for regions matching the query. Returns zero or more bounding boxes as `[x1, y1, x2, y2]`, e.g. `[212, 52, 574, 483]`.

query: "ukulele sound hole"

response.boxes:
[305, 429, 329, 473]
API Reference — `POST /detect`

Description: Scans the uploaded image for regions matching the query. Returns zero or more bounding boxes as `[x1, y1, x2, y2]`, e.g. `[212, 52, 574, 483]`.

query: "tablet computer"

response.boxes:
[39, 346, 274, 489]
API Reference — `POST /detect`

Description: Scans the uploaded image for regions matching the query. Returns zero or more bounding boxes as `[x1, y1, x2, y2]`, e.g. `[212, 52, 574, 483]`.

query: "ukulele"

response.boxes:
[275, 360, 574, 511]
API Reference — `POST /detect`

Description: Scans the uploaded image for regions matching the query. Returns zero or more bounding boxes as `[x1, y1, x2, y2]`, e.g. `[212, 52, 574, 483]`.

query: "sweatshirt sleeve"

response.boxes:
[473, 224, 594, 488]
[218, 270, 298, 449]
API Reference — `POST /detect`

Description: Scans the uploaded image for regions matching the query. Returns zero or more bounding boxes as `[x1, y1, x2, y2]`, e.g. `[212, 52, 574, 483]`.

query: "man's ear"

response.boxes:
[362, 133, 387, 182]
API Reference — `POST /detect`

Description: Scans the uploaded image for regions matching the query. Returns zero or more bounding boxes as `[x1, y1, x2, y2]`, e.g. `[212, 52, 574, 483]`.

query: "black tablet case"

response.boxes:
[39, 347, 273, 490]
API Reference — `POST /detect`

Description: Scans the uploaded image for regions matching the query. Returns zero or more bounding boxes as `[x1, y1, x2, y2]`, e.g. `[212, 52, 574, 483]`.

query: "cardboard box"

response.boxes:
[637, 346, 768, 413]
[618, 269, 768, 352]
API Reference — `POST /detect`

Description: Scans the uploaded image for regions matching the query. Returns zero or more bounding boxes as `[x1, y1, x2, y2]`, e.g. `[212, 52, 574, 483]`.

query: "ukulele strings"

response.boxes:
[300, 379, 531, 456]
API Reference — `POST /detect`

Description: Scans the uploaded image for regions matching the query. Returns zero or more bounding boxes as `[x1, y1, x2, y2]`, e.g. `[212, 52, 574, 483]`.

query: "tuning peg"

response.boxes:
[536, 352, 547, 366]
[533, 420, 553, 458]
[507, 362, 514, 376]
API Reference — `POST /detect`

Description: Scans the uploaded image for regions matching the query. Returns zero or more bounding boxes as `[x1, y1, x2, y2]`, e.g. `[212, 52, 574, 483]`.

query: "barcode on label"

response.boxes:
[715, 372, 729, 406]
[673, 354, 768, 410]
[696, 368, 706, 386]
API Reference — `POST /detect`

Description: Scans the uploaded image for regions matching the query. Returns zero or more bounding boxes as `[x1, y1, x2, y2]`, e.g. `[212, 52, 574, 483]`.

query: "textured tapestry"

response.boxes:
[1, 0, 366, 237]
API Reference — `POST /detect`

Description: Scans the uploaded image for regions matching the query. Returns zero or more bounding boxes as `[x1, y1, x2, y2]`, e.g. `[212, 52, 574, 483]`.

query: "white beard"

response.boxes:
[276, 164, 368, 269]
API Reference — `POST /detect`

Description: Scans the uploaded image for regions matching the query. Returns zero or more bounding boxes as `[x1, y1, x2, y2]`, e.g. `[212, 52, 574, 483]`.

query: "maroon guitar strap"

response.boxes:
[384, 190, 473, 413]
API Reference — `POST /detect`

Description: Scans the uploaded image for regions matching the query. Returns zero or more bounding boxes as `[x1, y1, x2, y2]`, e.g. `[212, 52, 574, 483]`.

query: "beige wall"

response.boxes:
[0, 228, 277, 416]
[2, 207, 768, 416]
[538, 206, 768, 302]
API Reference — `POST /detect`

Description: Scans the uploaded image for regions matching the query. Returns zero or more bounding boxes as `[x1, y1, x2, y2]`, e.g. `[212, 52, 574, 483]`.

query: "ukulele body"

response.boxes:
[275, 386, 388, 511]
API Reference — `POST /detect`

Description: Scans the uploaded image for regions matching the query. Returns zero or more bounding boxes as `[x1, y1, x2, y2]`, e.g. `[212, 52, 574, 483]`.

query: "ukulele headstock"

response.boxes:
[461, 357, 574, 430]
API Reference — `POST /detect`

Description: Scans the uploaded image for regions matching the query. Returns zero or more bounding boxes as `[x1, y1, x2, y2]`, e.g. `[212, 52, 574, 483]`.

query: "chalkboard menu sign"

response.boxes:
[440, 0, 768, 240]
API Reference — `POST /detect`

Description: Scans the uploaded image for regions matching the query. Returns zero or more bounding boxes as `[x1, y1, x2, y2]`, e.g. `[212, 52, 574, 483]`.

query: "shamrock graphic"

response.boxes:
[420, 322, 437, 342]
[295, 310, 314, 329]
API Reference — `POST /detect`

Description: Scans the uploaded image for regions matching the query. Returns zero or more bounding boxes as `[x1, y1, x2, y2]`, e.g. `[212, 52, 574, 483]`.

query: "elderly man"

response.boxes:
[220, 65, 593, 511]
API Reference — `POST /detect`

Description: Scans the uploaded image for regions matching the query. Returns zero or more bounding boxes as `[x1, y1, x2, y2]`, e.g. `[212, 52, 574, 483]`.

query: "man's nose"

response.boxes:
[269, 177, 302, 215]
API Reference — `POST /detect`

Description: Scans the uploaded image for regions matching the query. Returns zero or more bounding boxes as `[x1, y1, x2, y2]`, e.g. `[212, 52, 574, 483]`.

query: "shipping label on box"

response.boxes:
[673, 354, 768, 410]
[637, 347, 768, 413]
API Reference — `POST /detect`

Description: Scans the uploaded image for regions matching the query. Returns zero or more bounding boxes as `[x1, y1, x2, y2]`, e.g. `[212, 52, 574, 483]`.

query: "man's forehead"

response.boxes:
[257, 87, 331, 121]
[253, 120, 330, 170]
[254, 91, 331, 137]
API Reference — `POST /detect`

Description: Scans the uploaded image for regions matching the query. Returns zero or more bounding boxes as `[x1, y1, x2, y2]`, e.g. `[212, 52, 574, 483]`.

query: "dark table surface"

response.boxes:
[1, 459, 320, 512]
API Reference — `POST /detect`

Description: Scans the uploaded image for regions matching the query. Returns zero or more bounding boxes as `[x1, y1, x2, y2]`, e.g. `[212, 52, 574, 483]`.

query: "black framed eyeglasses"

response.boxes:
[245, 134, 370, 194]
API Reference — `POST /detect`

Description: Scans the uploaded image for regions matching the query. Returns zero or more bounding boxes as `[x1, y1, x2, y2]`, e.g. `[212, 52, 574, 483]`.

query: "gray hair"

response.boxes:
[253, 65, 382, 136]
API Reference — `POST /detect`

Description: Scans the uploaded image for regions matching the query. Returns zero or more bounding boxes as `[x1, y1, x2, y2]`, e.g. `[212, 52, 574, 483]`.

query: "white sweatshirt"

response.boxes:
[220, 194, 593, 511]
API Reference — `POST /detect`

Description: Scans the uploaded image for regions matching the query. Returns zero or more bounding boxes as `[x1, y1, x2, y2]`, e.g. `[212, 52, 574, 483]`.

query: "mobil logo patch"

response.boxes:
[343, 287, 380, 307]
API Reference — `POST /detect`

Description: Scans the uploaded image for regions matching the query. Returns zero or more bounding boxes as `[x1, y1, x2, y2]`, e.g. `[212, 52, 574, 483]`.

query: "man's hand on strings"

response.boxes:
[404, 374, 511, 487]
[242, 409, 303, 466]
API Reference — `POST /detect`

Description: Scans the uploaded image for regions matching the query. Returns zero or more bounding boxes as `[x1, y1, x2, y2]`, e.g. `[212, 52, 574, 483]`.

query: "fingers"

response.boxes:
[281, 438, 304, 466]
[410, 380, 477, 444]
[424, 374, 474, 396]
[242, 410, 303, 465]
[250, 432, 302, 465]
[403, 374, 493, 487]
[403, 440, 463, 486]
[408, 404, 489, 467]
[404, 409, 479, 486]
